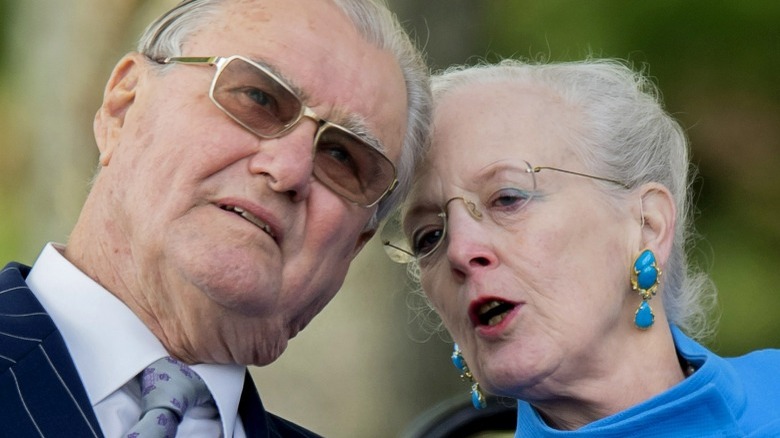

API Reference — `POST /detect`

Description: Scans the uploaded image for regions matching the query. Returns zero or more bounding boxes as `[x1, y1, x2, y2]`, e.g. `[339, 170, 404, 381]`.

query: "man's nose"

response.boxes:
[248, 119, 318, 202]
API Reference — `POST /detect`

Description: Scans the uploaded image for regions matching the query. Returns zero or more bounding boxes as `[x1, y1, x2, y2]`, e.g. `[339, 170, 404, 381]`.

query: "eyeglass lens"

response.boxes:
[381, 162, 537, 264]
[211, 56, 396, 207]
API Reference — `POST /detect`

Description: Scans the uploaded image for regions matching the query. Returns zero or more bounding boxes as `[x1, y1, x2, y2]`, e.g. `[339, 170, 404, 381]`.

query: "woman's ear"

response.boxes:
[94, 53, 144, 166]
[636, 182, 676, 265]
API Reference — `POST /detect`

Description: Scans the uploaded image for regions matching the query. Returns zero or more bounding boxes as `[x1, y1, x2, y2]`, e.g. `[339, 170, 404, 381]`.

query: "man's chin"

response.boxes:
[186, 267, 282, 316]
[246, 338, 290, 367]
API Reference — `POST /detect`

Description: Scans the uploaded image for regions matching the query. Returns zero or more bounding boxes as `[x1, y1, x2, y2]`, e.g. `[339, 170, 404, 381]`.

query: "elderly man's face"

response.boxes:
[93, 0, 407, 364]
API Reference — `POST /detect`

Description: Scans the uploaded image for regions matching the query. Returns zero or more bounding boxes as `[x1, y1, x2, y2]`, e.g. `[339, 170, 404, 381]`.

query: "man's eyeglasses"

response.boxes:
[380, 161, 627, 264]
[159, 55, 398, 208]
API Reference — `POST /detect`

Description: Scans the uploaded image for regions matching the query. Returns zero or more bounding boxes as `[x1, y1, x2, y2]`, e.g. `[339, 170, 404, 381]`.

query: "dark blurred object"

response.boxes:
[402, 395, 517, 438]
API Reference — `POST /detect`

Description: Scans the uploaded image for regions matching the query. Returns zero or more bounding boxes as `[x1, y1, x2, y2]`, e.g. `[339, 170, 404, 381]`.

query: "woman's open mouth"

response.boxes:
[469, 298, 519, 329]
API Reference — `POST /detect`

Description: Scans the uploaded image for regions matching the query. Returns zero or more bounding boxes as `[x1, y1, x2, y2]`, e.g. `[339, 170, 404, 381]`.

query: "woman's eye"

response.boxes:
[490, 187, 532, 209]
[412, 227, 444, 256]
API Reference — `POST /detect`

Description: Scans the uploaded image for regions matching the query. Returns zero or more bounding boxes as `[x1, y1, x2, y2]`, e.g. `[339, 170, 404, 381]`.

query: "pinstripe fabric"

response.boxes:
[0, 262, 103, 438]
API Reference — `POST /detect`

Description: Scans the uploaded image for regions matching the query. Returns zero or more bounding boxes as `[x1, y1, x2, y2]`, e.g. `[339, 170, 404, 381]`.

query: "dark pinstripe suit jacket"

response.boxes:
[0, 262, 322, 438]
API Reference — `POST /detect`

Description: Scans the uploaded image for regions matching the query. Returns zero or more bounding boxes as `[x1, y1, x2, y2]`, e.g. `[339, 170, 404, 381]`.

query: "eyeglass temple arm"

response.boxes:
[531, 166, 630, 189]
[159, 56, 220, 65]
[382, 240, 414, 257]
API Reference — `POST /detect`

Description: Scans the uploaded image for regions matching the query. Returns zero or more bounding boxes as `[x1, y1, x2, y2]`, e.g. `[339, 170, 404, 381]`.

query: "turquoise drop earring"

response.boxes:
[451, 343, 487, 409]
[630, 249, 661, 329]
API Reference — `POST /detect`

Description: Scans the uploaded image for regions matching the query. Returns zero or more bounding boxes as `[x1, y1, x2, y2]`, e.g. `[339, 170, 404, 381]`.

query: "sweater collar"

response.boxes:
[516, 326, 745, 436]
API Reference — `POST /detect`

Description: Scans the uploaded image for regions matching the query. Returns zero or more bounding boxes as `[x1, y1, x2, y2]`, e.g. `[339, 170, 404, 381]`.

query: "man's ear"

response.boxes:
[94, 53, 144, 166]
[349, 227, 377, 261]
[636, 182, 676, 266]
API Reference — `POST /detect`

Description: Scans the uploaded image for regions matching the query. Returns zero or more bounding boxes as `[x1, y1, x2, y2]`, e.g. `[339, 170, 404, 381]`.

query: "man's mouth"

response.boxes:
[472, 299, 517, 327]
[220, 205, 276, 238]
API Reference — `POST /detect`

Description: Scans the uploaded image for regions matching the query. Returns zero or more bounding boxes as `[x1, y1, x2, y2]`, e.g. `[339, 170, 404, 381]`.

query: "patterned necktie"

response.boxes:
[126, 357, 219, 438]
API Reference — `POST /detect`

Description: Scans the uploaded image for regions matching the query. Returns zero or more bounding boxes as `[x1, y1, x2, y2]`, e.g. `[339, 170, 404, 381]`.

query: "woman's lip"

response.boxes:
[468, 297, 522, 336]
[474, 304, 521, 337]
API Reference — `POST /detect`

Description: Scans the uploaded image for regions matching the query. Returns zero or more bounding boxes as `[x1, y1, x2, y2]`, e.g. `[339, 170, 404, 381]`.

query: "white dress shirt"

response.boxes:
[26, 243, 247, 437]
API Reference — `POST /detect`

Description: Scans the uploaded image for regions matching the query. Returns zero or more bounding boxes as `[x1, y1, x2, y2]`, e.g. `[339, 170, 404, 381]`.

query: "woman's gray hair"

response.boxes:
[137, 0, 431, 229]
[423, 58, 716, 340]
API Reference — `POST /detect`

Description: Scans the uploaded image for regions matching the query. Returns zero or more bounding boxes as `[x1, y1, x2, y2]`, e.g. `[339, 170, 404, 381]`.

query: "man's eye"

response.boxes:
[317, 142, 360, 177]
[242, 86, 277, 113]
[319, 143, 354, 165]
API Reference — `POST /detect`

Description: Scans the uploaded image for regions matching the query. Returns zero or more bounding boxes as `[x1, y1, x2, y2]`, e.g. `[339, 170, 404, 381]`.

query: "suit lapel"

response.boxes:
[0, 262, 104, 437]
[239, 370, 272, 437]
[239, 371, 323, 437]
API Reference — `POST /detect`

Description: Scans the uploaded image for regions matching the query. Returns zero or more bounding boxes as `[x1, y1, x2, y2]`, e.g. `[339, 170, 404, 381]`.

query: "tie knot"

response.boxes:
[126, 357, 218, 438]
[138, 357, 213, 416]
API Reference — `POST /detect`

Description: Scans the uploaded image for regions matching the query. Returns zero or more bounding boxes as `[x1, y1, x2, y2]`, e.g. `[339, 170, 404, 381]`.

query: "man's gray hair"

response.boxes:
[138, 0, 431, 229]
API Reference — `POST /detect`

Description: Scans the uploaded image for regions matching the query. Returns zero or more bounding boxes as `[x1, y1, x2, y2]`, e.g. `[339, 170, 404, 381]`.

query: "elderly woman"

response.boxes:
[382, 59, 780, 435]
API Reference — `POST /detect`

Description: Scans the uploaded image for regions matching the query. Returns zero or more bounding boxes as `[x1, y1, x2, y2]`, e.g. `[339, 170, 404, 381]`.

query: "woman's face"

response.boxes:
[411, 80, 640, 400]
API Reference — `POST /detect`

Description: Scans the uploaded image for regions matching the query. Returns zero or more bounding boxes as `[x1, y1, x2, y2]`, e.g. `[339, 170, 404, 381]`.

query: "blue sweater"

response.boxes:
[516, 326, 780, 437]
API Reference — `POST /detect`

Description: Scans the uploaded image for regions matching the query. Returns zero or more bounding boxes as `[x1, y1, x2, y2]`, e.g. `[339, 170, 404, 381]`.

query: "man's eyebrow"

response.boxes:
[336, 113, 387, 154]
[249, 56, 388, 154]
[249, 56, 307, 97]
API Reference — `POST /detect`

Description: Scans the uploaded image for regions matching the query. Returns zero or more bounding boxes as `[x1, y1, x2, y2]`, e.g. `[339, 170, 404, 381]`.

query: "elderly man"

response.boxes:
[0, 0, 430, 436]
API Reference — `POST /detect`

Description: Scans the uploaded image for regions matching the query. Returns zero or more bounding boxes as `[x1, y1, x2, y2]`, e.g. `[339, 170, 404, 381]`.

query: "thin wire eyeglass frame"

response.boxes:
[381, 160, 629, 264]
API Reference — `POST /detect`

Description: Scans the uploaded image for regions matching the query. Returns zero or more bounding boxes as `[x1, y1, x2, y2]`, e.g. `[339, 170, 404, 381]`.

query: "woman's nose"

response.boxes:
[444, 207, 498, 279]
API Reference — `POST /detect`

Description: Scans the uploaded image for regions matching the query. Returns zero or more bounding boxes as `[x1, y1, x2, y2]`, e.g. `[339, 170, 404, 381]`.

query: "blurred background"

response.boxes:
[0, 0, 778, 436]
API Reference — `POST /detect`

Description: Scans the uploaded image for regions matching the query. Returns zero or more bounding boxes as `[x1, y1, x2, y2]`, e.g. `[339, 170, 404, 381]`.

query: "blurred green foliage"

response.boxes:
[0, 0, 10, 73]
[0, 0, 25, 265]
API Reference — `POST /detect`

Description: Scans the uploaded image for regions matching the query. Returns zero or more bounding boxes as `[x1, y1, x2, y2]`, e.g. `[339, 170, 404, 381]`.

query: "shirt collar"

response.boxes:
[27, 242, 246, 437]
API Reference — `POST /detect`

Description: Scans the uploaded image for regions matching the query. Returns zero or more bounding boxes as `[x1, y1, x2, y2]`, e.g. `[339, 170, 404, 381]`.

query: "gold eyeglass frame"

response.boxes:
[158, 55, 399, 208]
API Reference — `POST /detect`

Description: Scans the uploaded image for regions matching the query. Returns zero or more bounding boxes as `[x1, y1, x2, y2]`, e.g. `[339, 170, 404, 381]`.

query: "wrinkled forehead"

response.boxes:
[431, 80, 584, 169]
